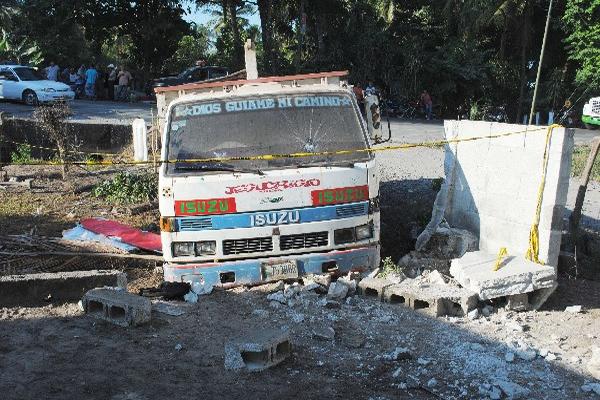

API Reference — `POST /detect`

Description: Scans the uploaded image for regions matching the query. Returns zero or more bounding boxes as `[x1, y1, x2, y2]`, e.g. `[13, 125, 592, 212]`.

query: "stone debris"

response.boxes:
[505, 352, 515, 362]
[382, 347, 412, 361]
[588, 346, 600, 380]
[478, 384, 502, 400]
[426, 378, 437, 387]
[467, 309, 479, 320]
[309, 274, 332, 289]
[266, 291, 287, 304]
[336, 275, 358, 296]
[565, 305, 582, 313]
[493, 379, 531, 399]
[581, 382, 600, 395]
[82, 288, 151, 327]
[152, 300, 185, 316]
[481, 305, 494, 317]
[312, 326, 335, 341]
[174, 343, 183, 351]
[326, 281, 349, 300]
[251, 281, 285, 293]
[450, 251, 557, 302]
[224, 329, 291, 372]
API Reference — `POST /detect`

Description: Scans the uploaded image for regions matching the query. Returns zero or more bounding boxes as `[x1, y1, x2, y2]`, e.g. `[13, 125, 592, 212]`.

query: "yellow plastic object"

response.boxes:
[493, 247, 508, 271]
[525, 124, 562, 265]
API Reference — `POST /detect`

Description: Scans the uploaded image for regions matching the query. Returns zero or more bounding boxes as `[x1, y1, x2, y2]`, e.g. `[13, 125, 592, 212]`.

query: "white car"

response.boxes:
[0, 64, 75, 105]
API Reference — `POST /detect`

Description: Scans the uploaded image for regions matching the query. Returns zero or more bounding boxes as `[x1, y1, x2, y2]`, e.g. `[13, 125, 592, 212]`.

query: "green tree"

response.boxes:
[563, 0, 600, 90]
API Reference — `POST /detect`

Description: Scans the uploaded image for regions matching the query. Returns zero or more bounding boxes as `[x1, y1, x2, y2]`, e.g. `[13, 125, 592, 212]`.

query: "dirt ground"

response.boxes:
[1, 150, 599, 399]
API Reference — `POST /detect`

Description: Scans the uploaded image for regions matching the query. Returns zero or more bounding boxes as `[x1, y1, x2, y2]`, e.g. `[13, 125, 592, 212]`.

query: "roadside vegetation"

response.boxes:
[92, 171, 158, 204]
[572, 145, 600, 182]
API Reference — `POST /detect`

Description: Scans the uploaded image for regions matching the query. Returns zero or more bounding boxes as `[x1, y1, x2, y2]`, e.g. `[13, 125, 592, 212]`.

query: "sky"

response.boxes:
[181, 2, 261, 27]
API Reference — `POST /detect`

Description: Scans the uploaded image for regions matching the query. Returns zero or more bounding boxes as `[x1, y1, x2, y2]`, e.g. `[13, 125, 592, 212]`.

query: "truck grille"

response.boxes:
[223, 237, 273, 255]
[280, 231, 328, 250]
[178, 217, 212, 231]
[336, 203, 367, 218]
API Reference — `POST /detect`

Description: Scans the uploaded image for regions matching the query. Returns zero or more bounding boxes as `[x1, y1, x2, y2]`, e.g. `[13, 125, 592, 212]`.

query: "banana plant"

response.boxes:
[0, 29, 44, 65]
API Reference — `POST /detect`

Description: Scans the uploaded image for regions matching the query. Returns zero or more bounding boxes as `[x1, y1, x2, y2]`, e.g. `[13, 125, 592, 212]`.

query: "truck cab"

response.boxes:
[157, 72, 380, 291]
[583, 97, 600, 129]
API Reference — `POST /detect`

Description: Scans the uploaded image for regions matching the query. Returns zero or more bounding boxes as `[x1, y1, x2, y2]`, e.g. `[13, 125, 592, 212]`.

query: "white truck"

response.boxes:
[155, 71, 381, 290]
[582, 97, 600, 129]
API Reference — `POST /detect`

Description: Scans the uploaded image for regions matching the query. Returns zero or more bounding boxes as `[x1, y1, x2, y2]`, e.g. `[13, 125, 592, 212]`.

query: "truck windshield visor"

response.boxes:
[166, 92, 370, 173]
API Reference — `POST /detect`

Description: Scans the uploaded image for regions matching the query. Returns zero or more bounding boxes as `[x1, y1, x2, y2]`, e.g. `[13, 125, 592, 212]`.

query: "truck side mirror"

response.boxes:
[365, 94, 382, 142]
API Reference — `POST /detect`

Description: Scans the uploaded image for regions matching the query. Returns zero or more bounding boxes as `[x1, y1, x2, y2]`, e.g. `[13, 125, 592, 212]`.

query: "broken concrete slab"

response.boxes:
[83, 288, 151, 327]
[357, 277, 395, 301]
[224, 329, 291, 372]
[0, 269, 126, 307]
[381, 279, 478, 317]
[450, 251, 556, 301]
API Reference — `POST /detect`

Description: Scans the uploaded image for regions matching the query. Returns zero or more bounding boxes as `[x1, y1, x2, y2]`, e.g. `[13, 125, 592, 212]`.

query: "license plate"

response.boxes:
[262, 260, 298, 281]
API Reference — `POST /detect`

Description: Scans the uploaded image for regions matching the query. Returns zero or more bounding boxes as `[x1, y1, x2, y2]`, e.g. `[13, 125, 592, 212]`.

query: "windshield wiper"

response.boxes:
[174, 162, 264, 175]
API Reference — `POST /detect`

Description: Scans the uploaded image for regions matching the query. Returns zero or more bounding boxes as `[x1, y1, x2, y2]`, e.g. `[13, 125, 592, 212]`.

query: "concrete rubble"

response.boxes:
[224, 329, 291, 372]
[418, 121, 573, 306]
[82, 288, 151, 327]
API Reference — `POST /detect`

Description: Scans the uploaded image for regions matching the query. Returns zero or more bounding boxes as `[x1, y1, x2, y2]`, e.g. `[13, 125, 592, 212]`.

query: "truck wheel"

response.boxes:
[22, 90, 39, 106]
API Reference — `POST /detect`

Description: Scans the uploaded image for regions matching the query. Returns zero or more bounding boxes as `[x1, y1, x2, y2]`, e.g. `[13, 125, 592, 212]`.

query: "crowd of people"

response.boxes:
[43, 62, 134, 101]
[352, 80, 435, 120]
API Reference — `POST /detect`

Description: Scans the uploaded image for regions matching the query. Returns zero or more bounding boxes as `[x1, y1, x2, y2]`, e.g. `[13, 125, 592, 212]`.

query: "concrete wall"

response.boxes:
[443, 120, 573, 267]
[0, 117, 132, 161]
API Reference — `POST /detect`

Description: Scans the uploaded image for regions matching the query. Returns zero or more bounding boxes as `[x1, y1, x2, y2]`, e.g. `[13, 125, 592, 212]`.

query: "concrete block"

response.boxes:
[0, 270, 126, 307]
[82, 288, 151, 327]
[225, 329, 291, 372]
[358, 277, 396, 301]
[381, 281, 478, 317]
[506, 293, 529, 311]
[450, 250, 556, 301]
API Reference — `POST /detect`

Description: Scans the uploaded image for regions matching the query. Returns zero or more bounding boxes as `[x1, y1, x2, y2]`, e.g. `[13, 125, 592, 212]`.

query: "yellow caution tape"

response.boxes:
[1, 126, 548, 166]
[493, 247, 508, 271]
[525, 124, 562, 265]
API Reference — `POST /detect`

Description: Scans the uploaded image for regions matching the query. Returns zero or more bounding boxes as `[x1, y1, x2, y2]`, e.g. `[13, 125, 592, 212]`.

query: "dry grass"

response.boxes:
[571, 145, 600, 182]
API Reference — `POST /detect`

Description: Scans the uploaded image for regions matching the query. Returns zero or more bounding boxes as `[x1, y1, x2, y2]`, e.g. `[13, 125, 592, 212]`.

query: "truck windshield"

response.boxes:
[165, 92, 370, 173]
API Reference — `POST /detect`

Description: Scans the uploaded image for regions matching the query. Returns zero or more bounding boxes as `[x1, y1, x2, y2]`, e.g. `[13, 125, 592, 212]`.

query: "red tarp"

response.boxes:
[81, 218, 162, 253]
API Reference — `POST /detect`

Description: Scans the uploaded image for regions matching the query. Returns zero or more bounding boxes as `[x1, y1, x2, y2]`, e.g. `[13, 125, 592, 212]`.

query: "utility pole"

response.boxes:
[529, 0, 554, 125]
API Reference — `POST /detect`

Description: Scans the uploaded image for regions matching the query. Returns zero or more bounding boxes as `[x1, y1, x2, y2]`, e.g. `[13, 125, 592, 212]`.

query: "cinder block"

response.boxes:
[357, 277, 395, 301]
[382, 282, 477, 317]
[82, 288, 151, 327]
[225, 329, 291, 372]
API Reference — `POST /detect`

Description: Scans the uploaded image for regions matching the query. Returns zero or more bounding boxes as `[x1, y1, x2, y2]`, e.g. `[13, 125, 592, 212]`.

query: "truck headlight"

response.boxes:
[334, 228, 356, 244]
[355, 223, 373, 240]
[196, 241, 216, 255]
[173, 242, 195, 257]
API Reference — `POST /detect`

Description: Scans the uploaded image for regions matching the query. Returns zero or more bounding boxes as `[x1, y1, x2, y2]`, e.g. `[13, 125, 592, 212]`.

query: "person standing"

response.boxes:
[116, 66, 132, 101]
[106, 64, 117, 100]
[45, 61, 60, 81]
[420, 90, 433, 120]
[84, 64, 98, 99]
[353, 83, 365, 115]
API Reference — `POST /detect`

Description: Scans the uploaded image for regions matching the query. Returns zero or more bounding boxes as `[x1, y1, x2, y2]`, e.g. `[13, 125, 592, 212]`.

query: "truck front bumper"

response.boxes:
[164, 245, 379, 289]
[582, 115, 600, 126]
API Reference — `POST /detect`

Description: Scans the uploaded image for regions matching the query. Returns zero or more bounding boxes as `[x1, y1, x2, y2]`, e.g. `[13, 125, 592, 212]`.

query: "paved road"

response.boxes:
[0, 99, 596, 142]
[387, 118, 597, 145]
[0, 99, 156, 125]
